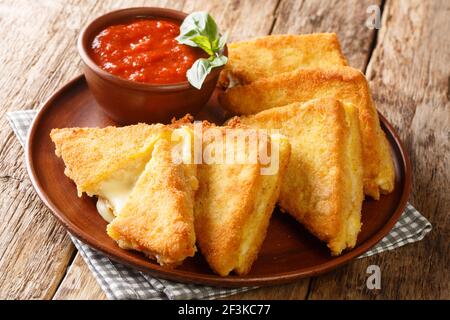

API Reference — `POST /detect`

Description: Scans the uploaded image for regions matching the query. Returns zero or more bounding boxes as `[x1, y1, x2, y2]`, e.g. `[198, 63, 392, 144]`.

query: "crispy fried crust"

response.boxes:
[218, 33, 348, 86]
[220, 66, 395, 199]
[107, 138, 198, 267]
[50, 124, 165, 196]
[194, 126, 291, 275]
[235, 136, 291, 274]
[236, 99, 364, 255]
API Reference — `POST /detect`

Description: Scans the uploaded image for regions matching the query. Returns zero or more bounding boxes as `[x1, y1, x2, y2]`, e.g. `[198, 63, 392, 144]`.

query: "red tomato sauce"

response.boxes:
[89, 18, 203, 84]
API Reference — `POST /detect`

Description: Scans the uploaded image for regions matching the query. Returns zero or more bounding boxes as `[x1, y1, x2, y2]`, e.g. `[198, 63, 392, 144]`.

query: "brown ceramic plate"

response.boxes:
[26, 75, 411, 287]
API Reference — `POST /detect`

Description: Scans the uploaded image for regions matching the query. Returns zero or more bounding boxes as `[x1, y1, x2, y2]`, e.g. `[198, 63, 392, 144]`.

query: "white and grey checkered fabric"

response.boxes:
[6, 109, 432, 300]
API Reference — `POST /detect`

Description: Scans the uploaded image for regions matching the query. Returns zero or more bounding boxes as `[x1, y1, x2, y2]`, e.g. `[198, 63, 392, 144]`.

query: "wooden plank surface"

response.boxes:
[272, 0, 383, 70]
[0, 0, 447, 300]
[53, 254, 106, 300]
[308, 0, 450, 299]
[0, 0, 85, 299]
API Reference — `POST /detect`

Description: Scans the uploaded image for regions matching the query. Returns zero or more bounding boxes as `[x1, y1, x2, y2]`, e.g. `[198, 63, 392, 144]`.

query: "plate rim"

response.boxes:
[25, 75, 412, 287]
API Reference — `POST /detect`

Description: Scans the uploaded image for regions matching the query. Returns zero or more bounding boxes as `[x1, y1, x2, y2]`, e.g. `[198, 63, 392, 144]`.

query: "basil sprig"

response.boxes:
[176, 12, 228, 89]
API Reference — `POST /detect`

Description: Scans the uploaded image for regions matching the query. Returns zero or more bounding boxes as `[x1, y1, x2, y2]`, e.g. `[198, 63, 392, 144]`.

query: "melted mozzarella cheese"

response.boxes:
[91, 157, 149, 222]
[94, 127, 194, 223]
[96, 198, 116, 223]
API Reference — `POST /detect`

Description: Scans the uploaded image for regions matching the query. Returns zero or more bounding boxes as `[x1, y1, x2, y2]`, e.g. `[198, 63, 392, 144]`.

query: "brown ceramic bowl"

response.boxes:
[77, 7, 226, 125]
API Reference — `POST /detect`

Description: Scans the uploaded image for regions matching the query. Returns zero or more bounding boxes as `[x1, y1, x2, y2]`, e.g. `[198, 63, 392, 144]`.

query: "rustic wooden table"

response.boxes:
[0, 0, 448, 300]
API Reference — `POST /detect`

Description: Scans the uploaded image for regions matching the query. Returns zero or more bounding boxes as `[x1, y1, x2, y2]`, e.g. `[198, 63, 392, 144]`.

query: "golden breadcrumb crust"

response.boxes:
[52, 124, 197, 267]
[194, 126, 291, 275]
[50, 124, 165, 196]
[220, 66, 395, 199]
[107, 137, 198, 267]
[235, 137, 291, 274]
[236, 99, 364, 255]
[218, 33, 348, 86]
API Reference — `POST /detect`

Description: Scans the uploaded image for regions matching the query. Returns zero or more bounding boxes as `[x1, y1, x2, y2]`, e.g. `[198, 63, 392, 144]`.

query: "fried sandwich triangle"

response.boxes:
[51, 124, 197, 267]
[192, 121, 291, 275]
[234, 98, 364, 255]
[51, 120, 291, 274]
[220, 66, 394, 200]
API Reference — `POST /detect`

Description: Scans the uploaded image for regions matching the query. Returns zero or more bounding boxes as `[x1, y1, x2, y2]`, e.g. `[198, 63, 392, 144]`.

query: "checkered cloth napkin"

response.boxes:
[6, 109, 432, 300]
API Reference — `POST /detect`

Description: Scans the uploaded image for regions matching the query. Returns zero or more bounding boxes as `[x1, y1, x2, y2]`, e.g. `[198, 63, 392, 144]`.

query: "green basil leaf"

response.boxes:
[178, 12, 228, 89]
[209, 55, 228, 68]
[178, 12, 206, 36]
[186, 58, 212, 89]
[190, 35, 214, 55]
[177, 12, 221, 53]
[176, 30, 201, 47]
[204, 13, 218, 40]
[218, 32, 228, 51]
[186, 55, 227, 89]
[211, 38, 220, 52]
[178, 12, 218, 40]
[176, 37, 196, 47]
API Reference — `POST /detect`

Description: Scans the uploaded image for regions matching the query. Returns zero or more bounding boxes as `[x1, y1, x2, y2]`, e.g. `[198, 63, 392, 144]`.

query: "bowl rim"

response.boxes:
[77, 7, 226, 92]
